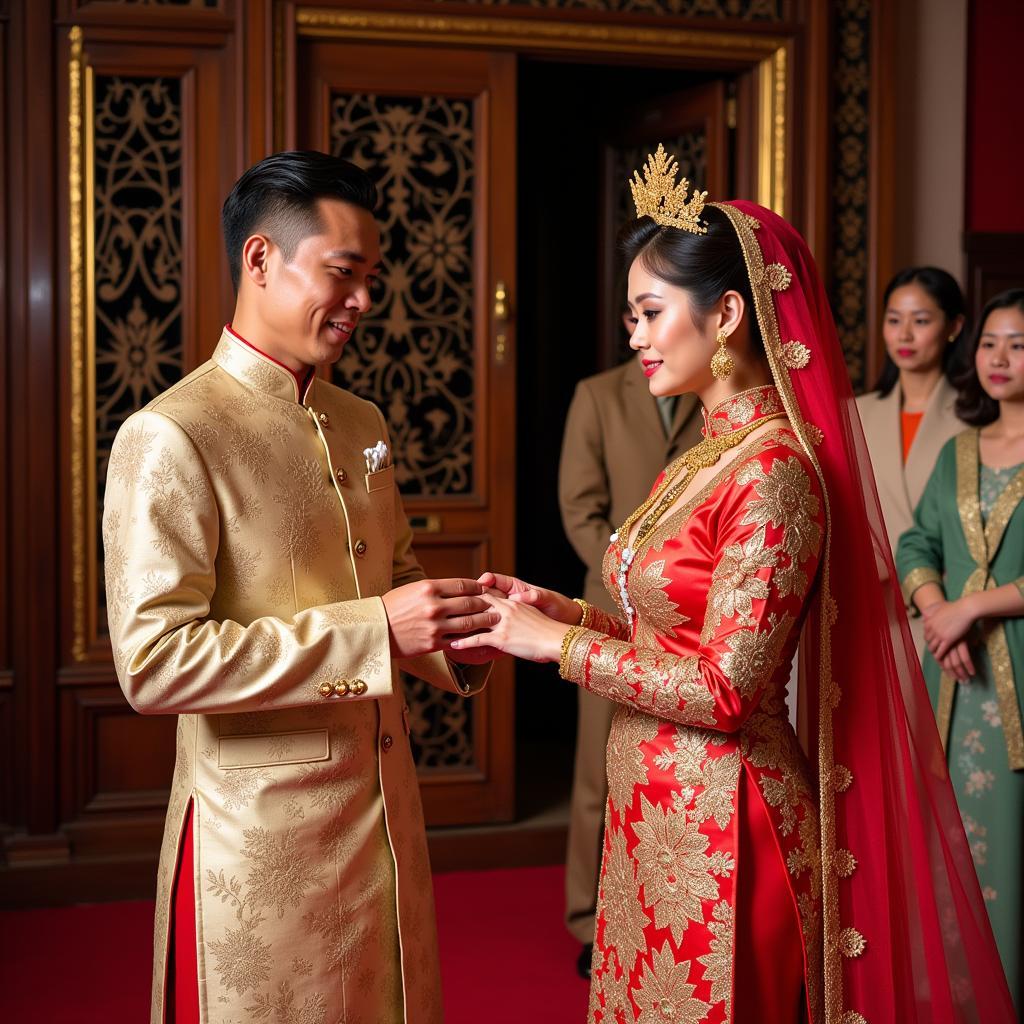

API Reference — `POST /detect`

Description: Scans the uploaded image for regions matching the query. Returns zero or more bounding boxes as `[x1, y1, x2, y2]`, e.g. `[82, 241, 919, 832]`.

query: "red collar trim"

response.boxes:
[224, 324, 314, 401]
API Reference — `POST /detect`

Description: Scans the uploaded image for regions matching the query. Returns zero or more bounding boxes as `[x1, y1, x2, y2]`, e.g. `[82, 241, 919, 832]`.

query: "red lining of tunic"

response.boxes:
[166, 801, 199, 1024]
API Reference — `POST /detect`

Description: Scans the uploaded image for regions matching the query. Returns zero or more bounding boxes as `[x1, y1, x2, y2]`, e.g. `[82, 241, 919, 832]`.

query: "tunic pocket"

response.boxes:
[217, 728, 331, 769]
[365, 464, 395, 493]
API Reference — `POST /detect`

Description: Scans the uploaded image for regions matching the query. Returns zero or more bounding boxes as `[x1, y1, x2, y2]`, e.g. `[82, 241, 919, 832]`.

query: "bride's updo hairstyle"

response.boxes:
[619, 205, 766, 360]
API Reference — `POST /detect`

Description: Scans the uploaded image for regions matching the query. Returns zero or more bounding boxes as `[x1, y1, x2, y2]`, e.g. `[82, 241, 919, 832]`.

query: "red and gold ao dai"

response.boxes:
[560, 386, 826, 1024]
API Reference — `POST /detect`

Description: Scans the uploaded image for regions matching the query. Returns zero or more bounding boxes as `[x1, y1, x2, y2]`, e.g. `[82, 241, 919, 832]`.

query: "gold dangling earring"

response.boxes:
[710, 328, 734, 380]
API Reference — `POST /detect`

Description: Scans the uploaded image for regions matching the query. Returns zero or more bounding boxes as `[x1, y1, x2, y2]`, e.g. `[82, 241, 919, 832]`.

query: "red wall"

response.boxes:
[966, 0, 1024, 231]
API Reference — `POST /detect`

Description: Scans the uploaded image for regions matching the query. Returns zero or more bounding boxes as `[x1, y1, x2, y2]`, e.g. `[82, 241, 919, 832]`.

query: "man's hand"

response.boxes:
[382, 578, 500, 659]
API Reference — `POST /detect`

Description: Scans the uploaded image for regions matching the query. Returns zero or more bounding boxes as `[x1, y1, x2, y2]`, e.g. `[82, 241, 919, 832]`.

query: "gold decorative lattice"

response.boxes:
[330, 93, 476, 497]
[93, 75, 185, 633]
[830, 0, 870, 388]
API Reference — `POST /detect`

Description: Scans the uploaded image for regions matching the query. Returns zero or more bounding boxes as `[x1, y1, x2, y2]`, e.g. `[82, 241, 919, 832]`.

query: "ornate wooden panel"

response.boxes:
[296, 39, 517, 824]
[64, 29, 237, 665]
[830, 0, 871, 390]
[329, 93, 477, 497]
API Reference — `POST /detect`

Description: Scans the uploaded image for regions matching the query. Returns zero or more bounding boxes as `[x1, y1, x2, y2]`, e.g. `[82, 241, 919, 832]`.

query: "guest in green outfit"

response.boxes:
[896, 287, 1024, 1009]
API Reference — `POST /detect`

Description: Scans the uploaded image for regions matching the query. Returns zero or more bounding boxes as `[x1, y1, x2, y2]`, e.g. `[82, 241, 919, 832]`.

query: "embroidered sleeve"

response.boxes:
[559, 452, 825, 733]
[895, 455, 947, 607]
[580, 603, 631, 641]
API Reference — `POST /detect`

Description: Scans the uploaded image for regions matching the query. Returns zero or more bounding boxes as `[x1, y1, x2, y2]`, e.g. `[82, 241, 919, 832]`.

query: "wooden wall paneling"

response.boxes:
[4, 0, 63, 860]
[0, 2, 10, 836]
[57, 0, 235, 33]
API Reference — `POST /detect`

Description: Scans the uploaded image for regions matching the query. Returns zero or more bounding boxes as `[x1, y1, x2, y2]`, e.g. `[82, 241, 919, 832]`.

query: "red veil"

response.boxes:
[713, 201, 1015, 1022]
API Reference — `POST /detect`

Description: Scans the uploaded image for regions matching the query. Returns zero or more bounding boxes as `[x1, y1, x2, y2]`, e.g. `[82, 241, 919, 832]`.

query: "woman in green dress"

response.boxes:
[896, 287, 1024, 1008]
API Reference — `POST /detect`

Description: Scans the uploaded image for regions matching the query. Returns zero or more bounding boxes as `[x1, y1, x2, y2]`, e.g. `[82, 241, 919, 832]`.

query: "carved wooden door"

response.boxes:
[296, 42, 517, 824]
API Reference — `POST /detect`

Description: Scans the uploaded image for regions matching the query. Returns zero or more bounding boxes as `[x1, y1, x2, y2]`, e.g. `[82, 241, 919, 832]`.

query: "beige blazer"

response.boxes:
[558, 358, 704, 611]
[104, 328, 482, 1024]
[856, 377, 963, 553]
[856, 378, 963, 653]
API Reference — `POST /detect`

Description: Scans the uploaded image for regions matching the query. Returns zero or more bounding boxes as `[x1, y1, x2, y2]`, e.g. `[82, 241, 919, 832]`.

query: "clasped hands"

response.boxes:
[921, 595, 979, 682]
[381, 573, 579, 666]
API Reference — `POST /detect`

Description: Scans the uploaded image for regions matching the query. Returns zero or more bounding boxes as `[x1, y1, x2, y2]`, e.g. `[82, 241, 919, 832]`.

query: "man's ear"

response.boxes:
[240, 233, 273, 288]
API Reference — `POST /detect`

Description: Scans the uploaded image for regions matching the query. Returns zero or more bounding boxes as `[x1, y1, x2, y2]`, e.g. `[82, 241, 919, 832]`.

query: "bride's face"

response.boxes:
[626, 259, 715, 397]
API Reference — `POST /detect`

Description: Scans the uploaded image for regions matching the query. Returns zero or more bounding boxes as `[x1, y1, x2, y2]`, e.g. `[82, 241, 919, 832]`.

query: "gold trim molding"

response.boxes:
[69, 26, 88, 662]
[293, 7, 788, 214]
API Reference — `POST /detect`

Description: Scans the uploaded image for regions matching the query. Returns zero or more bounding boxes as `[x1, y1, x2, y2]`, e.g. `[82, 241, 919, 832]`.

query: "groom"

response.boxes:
[103, 150, 497, 1023]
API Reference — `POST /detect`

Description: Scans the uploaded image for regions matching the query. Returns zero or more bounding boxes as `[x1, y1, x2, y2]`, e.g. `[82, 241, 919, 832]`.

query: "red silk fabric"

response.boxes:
[167, 802, 199, 1024]
[718, 201, 1014, 1021]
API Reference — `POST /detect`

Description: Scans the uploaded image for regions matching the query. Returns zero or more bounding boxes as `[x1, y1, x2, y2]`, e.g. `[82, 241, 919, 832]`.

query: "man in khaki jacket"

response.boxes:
[104, 152, 495, 1023]
[558, 341, 702, 975]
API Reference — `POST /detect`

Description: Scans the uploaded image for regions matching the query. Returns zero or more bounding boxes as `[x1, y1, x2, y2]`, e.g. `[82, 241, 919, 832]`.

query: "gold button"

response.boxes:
[354, 539, 367, 557]
[334, 681, 350, 697]
[319, 412, 330, 427]
[380, 734, 393, 752]
[335, 467, 347, 483]
[351, 680, 367, 695]
[318, 682, 333, 698]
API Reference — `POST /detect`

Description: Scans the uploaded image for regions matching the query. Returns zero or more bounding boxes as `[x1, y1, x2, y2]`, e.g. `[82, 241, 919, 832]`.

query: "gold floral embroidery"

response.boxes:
[632, 558, 688, 647]
[696, 899, 734, 1013]
[606, 708, 659, 812]
[701, 524, 778, 643]
[601, 825, 648, 977]
[245, 981, 328, 1022]
[207, 920, 274, 997]
[655, 733, 739, 831]
[241, 825, 328, 918]
[900, 566, 942, 606]
[108, 422, 155, 486]
[633, 793, 725, 943]
[718, 612, 794, 698]
[215, 767, 274, 812]
[632, 943, 710, 1024]
[837, 926, 867, 958]
[739, 455, 823, 563]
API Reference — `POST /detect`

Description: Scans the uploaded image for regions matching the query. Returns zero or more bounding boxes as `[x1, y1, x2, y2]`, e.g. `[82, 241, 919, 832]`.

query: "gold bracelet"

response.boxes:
[572, 598, 593, 629]
[560, 625, 586, 677]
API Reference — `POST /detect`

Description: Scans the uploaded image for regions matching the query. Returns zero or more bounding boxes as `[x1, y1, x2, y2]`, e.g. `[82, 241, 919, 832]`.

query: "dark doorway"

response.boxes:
[513, 57, 736, 819]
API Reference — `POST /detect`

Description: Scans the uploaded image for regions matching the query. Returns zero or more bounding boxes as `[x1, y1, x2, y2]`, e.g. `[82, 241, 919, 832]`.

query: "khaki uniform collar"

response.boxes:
[213, 325, 316, 404]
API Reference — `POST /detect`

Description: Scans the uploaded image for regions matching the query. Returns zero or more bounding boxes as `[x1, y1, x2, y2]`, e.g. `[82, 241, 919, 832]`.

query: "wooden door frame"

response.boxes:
[276, 3, 822, 239]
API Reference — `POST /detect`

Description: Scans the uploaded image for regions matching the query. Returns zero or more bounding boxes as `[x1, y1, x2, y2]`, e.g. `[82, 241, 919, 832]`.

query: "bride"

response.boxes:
[450, 147, 1014, 1023]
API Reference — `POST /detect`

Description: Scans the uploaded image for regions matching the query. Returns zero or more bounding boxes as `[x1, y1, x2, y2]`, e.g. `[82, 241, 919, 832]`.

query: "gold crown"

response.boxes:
[629, 143, 708, 235]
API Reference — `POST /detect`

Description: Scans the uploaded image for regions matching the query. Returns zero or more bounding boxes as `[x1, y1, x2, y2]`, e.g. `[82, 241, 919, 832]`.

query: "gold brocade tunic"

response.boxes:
[103, 327, 483, 1024]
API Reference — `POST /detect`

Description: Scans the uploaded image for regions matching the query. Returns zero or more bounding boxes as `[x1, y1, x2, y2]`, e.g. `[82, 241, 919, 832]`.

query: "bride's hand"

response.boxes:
[477, 572, 583, 626]
[449, 593, 569, 664]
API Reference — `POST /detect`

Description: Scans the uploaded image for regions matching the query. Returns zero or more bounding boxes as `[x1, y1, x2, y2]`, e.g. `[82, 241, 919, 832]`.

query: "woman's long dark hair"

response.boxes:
[618, 206, 766, 359]
[872, 266, 966, 397]
[954, 287, 1024, 426]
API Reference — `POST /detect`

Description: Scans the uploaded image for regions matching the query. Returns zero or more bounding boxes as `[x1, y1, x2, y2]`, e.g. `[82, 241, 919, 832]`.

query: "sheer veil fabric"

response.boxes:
[712, 201, 1014, 1022]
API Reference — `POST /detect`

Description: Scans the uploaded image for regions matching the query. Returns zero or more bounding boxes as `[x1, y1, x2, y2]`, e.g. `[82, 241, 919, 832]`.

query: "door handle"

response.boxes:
[494, 280, 510, 364]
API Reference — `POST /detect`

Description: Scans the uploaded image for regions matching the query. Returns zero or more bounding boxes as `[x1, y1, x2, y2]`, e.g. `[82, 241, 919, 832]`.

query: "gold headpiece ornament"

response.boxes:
[629, 143, 708, 235]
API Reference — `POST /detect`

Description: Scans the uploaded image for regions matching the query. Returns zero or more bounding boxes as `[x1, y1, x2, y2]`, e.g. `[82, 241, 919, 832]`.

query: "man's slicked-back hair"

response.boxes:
[221, 150, 378, 291]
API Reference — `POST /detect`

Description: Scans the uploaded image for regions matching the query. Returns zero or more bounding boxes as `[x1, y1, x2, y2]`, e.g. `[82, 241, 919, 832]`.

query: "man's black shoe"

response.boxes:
[576, 943, 593, 980]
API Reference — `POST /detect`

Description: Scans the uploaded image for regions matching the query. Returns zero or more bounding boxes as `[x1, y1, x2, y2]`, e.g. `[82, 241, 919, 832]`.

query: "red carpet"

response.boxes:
[0, 864, 589, 1022]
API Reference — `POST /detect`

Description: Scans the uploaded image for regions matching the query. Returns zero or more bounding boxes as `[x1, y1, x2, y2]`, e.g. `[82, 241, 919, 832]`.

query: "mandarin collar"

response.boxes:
[701, 383, 783, 439]
[212, 326, 316, 404]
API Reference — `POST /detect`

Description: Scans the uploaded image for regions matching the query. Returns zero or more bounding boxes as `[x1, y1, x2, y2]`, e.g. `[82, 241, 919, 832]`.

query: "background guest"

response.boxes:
[896, 288, 1024, 1010]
